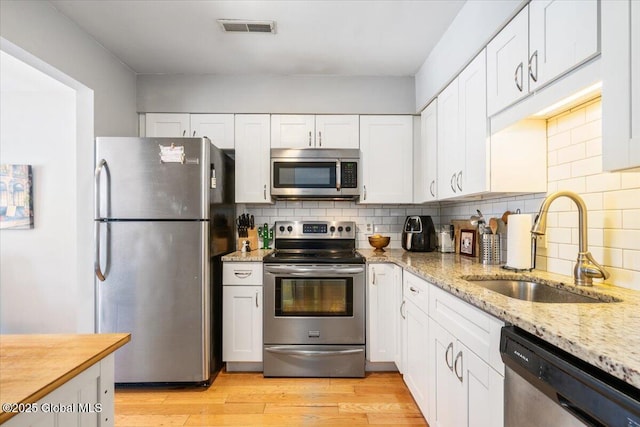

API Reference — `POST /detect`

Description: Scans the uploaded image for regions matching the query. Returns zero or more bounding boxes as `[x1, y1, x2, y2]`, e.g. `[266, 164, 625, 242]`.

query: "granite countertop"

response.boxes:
[222, 249, 273, 262]
[360, 248, 640, 389]
[219, 247, 640, 388]
[0, 333, 130, 424]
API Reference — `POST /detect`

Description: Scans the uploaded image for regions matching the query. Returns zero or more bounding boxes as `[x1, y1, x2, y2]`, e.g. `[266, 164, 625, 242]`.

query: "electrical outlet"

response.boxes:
[537, 234, 547, 249]
[365, 223, 373, 233]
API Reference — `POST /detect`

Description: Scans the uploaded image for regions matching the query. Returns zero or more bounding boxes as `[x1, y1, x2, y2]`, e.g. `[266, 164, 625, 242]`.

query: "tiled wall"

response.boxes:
[241, 201, 439, 250]
[442, 98, 640, 291]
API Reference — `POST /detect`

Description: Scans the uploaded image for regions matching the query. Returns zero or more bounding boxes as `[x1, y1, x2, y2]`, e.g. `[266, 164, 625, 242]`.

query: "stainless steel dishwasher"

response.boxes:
[500, 326, 640, 427]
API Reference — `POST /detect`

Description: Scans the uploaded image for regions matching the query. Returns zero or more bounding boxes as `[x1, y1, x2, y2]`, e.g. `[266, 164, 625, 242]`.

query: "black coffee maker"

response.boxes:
[402, 215, 437, 252]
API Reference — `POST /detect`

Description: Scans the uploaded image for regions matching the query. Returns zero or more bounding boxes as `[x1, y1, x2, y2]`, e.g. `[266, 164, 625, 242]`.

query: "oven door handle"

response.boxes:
[265, 347, 364, 357]
[265, 266, 364, 275]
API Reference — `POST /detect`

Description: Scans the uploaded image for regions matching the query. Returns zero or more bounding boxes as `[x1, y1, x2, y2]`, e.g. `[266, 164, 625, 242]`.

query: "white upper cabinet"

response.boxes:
[438, 51, 488, 200]
[315, 115, 359, 148]
[528, 0, 599, 91]
[486, 6, 529, 117]
[145, 113, 190, 137]
[415, 100, 438, 203]
[145, 113, 234, 150]
[190, 114, 234, 149]
[271, 115, 359, 149]
[603, 0, 640, 171]
[359, 115, 413, 204]
[487, 1, 600, 117]
[437, 77, 460, 200]
[235, 114, 271, 203]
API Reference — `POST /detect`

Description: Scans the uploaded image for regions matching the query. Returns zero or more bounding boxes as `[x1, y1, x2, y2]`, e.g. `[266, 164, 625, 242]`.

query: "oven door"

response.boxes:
[263, 264, 365, 345]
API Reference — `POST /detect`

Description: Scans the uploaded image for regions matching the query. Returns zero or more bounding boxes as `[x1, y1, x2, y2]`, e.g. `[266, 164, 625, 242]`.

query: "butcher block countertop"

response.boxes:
[360, 249, 640, 390]
[0, 333, 130, 424]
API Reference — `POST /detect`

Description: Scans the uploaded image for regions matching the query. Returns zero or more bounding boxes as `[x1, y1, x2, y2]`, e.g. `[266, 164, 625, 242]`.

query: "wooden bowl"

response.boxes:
[368, 235, 390, 252]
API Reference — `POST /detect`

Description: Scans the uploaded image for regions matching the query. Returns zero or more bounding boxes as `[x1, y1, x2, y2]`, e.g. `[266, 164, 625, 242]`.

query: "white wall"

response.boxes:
[137, 74, 415, 114]
[0, 0, 137, 136]
[415, 0, 525, 111]
[0, 82, 81, 332]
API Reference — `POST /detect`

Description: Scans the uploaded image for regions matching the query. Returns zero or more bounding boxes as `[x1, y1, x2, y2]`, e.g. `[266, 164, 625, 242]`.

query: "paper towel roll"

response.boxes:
[506, 214, 533, 270]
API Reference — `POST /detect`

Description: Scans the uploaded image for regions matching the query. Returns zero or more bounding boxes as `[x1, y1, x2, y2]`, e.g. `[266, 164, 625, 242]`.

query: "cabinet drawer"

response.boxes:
[429, 284, 504, 373]
[403, 270, 429, 314]
[223, 262, 263, 285]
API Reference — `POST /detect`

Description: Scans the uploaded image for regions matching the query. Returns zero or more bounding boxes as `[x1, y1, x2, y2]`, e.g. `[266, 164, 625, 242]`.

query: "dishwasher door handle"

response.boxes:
[557, 394, 601, 426]
[265, 347, 364, 357]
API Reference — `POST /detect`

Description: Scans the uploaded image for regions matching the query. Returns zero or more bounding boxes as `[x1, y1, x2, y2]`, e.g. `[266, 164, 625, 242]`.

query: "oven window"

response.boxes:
[273, 162, 337, 188]
[275, 278, 353, 316]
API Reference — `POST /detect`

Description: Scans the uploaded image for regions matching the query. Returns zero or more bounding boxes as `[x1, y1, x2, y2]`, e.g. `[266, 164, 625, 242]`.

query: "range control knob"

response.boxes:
[338, 226, 344, 232]
[330, 226, 336, 233]
[287, 225, 293, 232]
[345, 226, 352, 232]
[279, 226, 285, 232]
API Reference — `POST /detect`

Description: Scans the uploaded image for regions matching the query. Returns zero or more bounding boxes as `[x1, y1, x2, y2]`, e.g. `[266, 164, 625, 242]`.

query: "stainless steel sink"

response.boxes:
[465, 278, 609, 303]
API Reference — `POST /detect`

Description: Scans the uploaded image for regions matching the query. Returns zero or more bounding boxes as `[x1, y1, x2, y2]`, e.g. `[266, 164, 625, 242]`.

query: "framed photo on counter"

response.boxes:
[460, 229, 476, 256]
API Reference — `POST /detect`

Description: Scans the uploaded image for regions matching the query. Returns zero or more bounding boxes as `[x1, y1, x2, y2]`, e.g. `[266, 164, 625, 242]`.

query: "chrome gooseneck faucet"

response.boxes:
[531, 191, 610, 286]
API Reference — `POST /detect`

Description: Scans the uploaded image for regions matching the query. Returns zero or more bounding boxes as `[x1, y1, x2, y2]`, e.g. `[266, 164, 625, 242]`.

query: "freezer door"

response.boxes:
[96, 220, 210, 383]
[95, 137, 209, 219]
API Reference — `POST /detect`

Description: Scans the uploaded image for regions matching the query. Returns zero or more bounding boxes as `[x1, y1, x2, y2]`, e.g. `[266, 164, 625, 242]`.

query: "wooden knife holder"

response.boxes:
[237, 228, 259, 252]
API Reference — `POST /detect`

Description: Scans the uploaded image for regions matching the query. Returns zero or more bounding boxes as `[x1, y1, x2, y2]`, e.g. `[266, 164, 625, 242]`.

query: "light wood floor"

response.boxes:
[114, 369, 428, 426]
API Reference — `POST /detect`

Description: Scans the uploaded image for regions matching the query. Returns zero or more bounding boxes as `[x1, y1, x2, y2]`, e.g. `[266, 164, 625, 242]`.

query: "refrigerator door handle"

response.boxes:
[95, 221, 106, 281]
[94, 159, 109, 281]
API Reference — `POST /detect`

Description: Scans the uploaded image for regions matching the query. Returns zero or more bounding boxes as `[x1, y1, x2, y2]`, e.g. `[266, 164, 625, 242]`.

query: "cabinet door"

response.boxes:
[404, 300, 430, 419]
[437, 79, 460, 200]
[359, 116, 413, 203]
[459, 341, 504, 427]
[235, 114, 271, 203]
[393, 266, 404, 373]
[459, 50, 488, 197]
[315, 115, 359, 148]
[223, 286, 263, 362]
[190, 114, 234, 149]
[603, 0, 640, 171]
[145, 113, 190, 137]
[271, 115, 315, 148]
[367, 263, 398, 363]
[486, 6, 529, 116]
[429, 319, 462, 427]
[415, 100, 438, 203]
[529, 0, 599, 91]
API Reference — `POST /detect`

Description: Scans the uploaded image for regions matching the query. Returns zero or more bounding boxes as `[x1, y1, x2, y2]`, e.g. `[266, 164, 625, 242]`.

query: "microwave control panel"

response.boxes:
[341, 162, 358, 188]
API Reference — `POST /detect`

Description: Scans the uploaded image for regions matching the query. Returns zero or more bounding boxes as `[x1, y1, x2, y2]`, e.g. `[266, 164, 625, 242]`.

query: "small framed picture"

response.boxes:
[460, 229, 476, 256]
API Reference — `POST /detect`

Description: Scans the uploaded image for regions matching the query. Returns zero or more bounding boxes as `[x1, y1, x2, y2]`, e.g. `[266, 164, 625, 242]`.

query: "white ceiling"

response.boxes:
[49, 0, 465, 76]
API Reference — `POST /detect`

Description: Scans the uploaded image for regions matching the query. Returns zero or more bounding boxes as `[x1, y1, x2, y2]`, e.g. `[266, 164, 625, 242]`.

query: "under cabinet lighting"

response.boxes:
[533, 81, 602, 117]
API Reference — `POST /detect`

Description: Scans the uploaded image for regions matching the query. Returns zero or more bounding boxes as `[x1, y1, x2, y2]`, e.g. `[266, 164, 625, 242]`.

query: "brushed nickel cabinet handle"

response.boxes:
[318, 131, 322, 147]
[264, 184, 267, 200]
[457, 171, 463, 191]
[528, 50, 538, 83]
[309, 131, 312, 146]
[400, 300, 406, 319]
[515, 62, 524, 92]
[445, 342, 454, 371]
[451, 173, 457, 193]
[430, 180, 435, 197]
[454, 350, 464, 383]
[255, 291, 259, 308]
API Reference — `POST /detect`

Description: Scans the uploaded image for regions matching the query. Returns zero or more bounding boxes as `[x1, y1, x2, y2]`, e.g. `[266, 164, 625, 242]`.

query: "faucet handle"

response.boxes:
[581, 252, 610, 281]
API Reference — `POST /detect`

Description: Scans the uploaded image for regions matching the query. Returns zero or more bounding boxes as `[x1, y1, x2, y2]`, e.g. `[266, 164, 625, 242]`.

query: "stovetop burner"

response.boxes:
[262, 220, 364, 264]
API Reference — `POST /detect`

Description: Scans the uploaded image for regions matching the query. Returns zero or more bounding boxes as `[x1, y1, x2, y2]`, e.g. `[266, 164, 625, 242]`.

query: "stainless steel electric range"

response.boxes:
[262, 221, 366, 377]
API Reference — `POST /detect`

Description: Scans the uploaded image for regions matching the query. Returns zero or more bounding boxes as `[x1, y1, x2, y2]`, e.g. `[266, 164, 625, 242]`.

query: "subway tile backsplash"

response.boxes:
[240, 201, 439, 250]
[240, 98, 640, 291]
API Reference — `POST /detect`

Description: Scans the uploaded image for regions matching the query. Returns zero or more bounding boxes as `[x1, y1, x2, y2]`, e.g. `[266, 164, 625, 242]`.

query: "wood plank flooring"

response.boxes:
[114, 369, 428, 426]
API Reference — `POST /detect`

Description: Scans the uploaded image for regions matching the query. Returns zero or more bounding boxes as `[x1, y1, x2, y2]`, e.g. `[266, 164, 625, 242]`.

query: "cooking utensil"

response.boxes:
[489, 217, 498, 234]
[501, 211, 512, 225]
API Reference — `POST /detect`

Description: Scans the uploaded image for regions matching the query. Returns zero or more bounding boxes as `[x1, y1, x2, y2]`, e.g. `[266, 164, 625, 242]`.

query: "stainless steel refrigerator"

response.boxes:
[94, 137, 235, 384]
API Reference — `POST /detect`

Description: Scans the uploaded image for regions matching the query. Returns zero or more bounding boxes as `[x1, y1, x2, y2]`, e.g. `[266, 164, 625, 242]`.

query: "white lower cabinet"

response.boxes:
[402, 271, 430, 419]
[427, 284, 504, 427]
[222, 263, 263, 364]
[367, 263, 402, 363]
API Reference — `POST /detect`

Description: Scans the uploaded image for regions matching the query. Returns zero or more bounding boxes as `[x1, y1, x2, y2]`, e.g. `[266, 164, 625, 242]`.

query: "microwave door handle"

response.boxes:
[336, 160, 341, 191]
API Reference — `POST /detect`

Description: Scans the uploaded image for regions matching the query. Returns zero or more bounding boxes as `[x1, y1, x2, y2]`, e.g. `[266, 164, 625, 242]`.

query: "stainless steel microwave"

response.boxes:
[271, 149, 359, 200]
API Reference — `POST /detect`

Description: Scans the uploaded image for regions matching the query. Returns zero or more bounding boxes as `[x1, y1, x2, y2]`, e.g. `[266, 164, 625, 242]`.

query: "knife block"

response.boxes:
[237, 228, 259, 252]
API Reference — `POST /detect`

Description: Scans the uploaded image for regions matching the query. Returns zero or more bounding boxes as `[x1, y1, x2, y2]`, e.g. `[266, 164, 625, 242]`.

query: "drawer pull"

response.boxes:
[255, 291, 259, 308]
[409, 286, 419, 294]
[400, 300, 406, 319]
[234, 271, 252, 279]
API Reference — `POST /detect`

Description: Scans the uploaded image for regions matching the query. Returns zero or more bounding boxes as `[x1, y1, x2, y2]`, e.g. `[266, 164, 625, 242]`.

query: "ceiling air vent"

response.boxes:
[218, 20, 276, 34]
